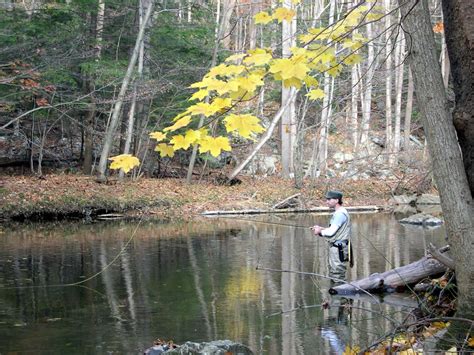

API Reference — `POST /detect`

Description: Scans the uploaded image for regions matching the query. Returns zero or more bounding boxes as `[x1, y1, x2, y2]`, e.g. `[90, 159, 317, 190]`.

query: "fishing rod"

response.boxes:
[213, 215, 316, 230]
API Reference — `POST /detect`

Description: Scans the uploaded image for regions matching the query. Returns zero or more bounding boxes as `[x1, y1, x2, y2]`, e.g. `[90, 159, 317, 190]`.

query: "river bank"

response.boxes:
[0, 174, 397, 222]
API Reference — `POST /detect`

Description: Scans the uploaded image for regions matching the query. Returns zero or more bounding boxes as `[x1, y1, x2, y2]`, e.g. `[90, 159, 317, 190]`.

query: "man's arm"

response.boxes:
[311, 212, 347, 237]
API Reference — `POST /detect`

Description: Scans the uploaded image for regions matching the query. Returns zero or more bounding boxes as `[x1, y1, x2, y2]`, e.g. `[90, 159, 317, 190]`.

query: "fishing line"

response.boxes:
[215, 214, 418, 304]
[1, 214, 145, 291]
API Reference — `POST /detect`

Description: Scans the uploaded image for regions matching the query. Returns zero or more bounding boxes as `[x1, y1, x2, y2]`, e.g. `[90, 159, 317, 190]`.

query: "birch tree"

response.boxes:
[316, 0, 336, 176]
[390, 31, 405, 166]
[358, 21, 374, 149]
[280, 0, 297, 178]
[96, 1, 154, 181]
[384, 0, 393, 164]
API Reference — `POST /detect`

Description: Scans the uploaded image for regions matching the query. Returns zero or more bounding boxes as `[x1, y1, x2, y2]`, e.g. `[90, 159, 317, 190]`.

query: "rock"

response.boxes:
[416, 194, 440, 205]
[416, 204, 442, 215]
[399, 213, 443, 226]
[389, 194, 417, 205]
[370, 136, 385, 148]
[165, 340, 253, 355]
[246, 155, 278, 176]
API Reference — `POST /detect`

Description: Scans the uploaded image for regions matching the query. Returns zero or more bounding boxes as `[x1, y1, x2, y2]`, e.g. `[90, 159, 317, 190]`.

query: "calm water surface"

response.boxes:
[0, 212, 446, 354]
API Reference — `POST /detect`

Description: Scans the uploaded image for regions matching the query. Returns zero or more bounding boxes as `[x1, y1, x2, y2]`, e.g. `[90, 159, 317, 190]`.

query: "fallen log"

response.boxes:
[202, 205, 385, 216]
[272, 193, 301, 209]
[329, 247, 450, 295]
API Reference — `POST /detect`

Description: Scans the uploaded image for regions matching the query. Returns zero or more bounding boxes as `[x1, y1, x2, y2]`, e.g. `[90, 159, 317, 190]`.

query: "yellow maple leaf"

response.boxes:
[291, 0, 301, 4]
[224, 114, 265, 139]
[254, 11, 273, 25]
[184, 129, 201, 143]
[206, 79, 235, 95]
[343, 53, 362, 65]
[468, 337, 474, 347]
[269, 58, 309, 81]
[304, 75, 318, 87]
[283, 77, 303, 88]
[225, 53, 246, 63]
[221, 65, 246, 77]
[398, 350, 419, 355]
[108, 154, 140, 173]
[189, 76, 214, 89]
[342, 11, 363, 27]
[155, 143, 175, 158]
[243, 48, 273, 66]
[367, 12, 384, 21]
[170, 134, 191, 150]
[232, 74, 264, 94]
[273, 7, 296, 23]
[207, 63, 231, 77]
[306, 88, 325, 100]
[190, 89, 209, 101]
[199, 136, 231, 157]
[343, 345, 360, 355]
[149, 131, 167, 142]
[187, 102, 218, 117]
[164, 115, 192, 132]
[432, 321, 449, 329]
[327, 63, 343, 77]
[212, 97, 233, 111]
[299, 33, 317, 45]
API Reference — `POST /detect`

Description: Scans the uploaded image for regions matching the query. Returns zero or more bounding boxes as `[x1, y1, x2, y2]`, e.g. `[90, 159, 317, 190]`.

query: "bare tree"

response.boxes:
[280, 0, 297, 178]
[96, 0, 155, 182]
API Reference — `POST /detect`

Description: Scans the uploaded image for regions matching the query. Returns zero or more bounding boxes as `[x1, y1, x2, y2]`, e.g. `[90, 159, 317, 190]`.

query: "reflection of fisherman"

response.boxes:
[319, 299, 353, 354]
[311, 190, 353, 283]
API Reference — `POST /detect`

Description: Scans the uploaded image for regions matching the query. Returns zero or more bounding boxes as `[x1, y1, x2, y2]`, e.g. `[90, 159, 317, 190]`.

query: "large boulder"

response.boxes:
[389, 194, 417, 205]
[165, 340, 253, 355]
[399, 213, 443, 226]
[416, 194, 440, 205]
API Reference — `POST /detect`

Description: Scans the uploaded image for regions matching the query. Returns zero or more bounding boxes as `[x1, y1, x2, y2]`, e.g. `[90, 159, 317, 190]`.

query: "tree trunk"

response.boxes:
[280, 0, 297, 178]
[441, 0, 474, 193]
[359, 22, 374, 148]
[96, 1, 154, 181]
[400, 0, 474, 322]
[392, 33, 405, 165]
[316, 0, 336, 175]
[83, 100, 96, 174]
[384, 0, 393, 164]
[350, 64, 359, 150]
[119, 87, 137, 180]
[403, 67, 413, 151]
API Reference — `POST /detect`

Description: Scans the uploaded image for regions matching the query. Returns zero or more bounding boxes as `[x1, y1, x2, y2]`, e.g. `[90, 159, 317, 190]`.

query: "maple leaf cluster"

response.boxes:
[111, 0, 384, 170]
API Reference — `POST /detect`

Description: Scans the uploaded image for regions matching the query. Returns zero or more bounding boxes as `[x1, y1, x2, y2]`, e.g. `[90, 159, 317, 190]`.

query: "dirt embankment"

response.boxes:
[0, 174, 393, 222]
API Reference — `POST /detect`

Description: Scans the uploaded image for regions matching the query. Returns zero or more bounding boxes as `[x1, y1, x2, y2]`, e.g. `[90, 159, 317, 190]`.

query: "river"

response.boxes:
[0, 211, 446, 354]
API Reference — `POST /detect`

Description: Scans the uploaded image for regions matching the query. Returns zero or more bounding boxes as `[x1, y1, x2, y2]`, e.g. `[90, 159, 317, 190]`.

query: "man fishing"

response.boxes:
[311, 190, 353, 284]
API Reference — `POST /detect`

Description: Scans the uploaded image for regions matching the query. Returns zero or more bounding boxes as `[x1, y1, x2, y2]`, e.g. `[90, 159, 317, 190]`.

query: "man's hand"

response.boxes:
[311, 225, 323, 236]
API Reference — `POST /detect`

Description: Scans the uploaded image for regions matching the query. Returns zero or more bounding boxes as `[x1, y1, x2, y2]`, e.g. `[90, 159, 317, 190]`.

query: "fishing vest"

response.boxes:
[327, 208, 351, 244]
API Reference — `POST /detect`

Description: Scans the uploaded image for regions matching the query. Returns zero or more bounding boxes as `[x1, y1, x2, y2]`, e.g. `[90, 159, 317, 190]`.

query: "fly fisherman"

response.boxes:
[311, 190, 353, 284]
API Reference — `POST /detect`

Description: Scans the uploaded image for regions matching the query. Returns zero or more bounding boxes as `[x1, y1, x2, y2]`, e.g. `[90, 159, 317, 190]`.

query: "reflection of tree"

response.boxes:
[281, 226, 297, 355]
[186, 237, 212, 339]
[120, 248, 137, 323]
[99, 239, 128, 350]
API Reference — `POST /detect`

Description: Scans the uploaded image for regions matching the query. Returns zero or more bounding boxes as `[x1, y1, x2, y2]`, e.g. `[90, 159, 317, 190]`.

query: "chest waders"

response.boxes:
[326, 209, 352, 282]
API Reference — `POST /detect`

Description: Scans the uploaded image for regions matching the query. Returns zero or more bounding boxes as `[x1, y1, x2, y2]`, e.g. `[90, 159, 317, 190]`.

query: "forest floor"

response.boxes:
[0, 173, 403, 222]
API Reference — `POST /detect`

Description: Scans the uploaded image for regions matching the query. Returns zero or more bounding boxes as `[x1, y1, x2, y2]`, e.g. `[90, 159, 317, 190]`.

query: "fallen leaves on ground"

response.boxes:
[1, 174, 392, 220]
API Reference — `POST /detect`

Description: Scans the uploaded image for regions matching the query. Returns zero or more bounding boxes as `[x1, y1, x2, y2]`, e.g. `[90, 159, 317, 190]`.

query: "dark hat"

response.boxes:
[325, 190, 343, 200]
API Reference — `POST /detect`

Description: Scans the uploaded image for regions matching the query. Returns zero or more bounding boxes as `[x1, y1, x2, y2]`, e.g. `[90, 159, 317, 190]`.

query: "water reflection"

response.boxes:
[0, 214, 446, 353]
